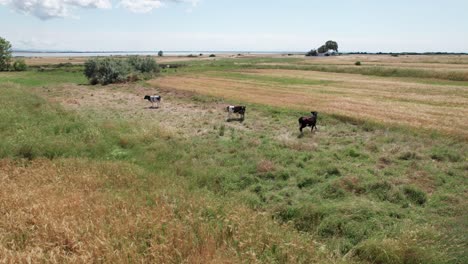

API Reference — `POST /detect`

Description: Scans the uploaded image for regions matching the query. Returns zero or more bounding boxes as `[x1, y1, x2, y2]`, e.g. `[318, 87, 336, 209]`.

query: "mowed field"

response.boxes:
[0, 54, 467, 263]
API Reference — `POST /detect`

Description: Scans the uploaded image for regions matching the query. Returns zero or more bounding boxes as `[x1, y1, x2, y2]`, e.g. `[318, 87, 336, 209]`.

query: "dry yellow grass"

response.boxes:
[0, 158, 326, 263]
[22, 55, 225, 66]
[300, 54, 468, 66]
[152, 69, 468, 138]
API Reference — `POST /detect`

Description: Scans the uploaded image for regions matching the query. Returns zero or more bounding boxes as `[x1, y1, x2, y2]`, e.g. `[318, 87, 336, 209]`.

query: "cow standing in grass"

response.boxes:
[299, 111, 318, 133]
[226, 105, 246, 120]
[144, 95, 161, 108]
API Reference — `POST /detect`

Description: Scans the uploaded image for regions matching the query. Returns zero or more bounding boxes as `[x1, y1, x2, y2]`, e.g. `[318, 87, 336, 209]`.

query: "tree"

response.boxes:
[0, 37, 12, 71]
[317, 45, 327, 54]
[305, 49, 318, 56]
[158, 50, 163, 57]
[325, 40, 338, 52]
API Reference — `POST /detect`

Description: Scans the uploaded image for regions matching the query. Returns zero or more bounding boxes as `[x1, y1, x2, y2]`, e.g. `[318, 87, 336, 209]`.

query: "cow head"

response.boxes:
[144, 95, 150, 100]
[311, 111, 318, 117]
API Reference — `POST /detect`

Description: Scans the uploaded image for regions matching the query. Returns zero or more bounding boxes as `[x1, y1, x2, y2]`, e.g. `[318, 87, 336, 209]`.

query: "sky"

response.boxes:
[0, 0, 467, 52]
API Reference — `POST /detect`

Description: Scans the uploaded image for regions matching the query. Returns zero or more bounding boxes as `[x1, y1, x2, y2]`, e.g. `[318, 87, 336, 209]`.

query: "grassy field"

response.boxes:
[0, 55, 467, 263]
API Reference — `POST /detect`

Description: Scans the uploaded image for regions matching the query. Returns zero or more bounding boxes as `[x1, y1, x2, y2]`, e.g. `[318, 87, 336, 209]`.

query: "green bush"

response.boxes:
[127, 56, 159, 74]
[12, 59, 27, 71]
[355, 61, 362, 66]
[84, 56, 158, 85]
[305, 49, 318, 56]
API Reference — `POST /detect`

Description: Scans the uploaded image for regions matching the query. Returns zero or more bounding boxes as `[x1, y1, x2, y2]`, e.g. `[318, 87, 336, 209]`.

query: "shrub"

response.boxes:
[305, 49, 318, 56]
[84, 57, 130, 85]
[355, 61, 362, 66]
[84, 56, 158, 85]
[12, 59, 27, 71]
[127, 56, 159, 74]
[209, 54, 216, 57]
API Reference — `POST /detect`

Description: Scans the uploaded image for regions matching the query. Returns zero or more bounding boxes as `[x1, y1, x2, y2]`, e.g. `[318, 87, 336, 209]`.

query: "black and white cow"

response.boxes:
[298, 111, 318, 133]
[226, 105, 246, 120]
[144, 95, 162, 108]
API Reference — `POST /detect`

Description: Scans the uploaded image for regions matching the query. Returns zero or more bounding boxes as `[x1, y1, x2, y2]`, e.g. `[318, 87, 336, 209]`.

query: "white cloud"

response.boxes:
[0, 0, 200, 18]
[0, 0, 111, 20]
[119, 0, 163, 13]
[119, 0, 200, 14]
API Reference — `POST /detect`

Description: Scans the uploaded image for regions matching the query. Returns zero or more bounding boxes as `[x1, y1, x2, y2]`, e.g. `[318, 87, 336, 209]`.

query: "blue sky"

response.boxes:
[0, 0, 467, 52]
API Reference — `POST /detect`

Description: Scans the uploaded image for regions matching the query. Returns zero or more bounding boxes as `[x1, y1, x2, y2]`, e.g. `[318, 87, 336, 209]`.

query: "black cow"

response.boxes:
[226, 105, 246, 120]
[298, 111, 318, 133]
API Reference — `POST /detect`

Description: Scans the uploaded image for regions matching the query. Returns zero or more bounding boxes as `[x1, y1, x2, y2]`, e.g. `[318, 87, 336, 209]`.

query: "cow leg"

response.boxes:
[299, 125, 304, 133]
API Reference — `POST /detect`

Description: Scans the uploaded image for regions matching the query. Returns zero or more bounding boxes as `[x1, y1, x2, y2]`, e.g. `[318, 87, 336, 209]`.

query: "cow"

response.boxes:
[144, 95, 161, 108]
[298, 111, 318, 133]
[226, 105, 246, 120]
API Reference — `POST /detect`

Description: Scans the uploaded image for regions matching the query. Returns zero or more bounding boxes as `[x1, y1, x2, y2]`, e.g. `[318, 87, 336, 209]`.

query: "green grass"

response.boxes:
[1, 67, 467, 263]
[0, 68, 86, 87]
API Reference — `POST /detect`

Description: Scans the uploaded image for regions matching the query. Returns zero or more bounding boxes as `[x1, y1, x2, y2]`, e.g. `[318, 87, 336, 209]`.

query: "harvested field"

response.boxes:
[151, 69, 468, 138]
[20, 55, 219, 66]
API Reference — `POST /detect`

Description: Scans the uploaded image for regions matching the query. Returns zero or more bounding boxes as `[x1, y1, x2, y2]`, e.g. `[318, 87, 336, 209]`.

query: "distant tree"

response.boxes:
[317, 45, 327, 54]
[158, 50, 163, 57]
[325, 40, 338, 52]
[0, 37, 12, 71]
[305, 49, 318, 56]
[209, 54, 216, 57]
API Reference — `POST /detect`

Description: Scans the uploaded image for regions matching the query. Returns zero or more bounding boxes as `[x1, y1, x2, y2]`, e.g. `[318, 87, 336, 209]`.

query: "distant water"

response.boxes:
[13, 51, 299, 57]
